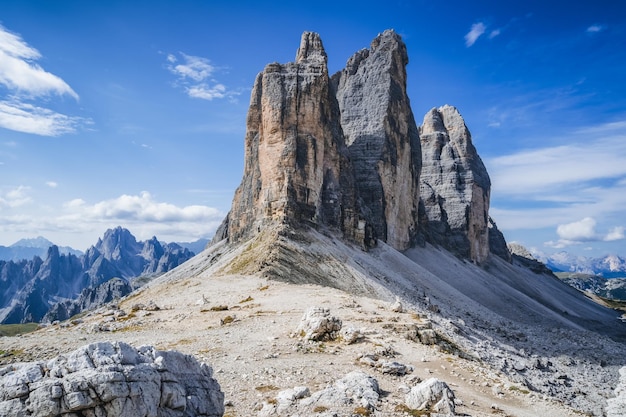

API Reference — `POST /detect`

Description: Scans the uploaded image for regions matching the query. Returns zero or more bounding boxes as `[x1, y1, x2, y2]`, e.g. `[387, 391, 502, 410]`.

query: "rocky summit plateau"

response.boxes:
[2, 30, 626, 417]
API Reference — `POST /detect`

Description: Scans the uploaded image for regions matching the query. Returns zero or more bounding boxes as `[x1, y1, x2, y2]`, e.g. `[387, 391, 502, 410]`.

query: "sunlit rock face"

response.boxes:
[218, 31, 500, 263]
[225, 31, 362, 245]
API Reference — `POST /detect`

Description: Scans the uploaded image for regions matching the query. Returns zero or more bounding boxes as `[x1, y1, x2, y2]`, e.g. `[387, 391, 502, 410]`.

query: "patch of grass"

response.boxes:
[509, 386, 530, 395]
[0, 348, 24, 357]
[255, 385, 279, 392]
[115, 312, 137, 322]
[210, 305, 229, 311]
[0, 322, 39, 337]
[220, 315, 235, 325]
[239, 296, 254, 303]
[313, 405, 328, 413]
[394, 404, 429, 416]
[112, 324, 143, 333]
[353, 406, 372, 416]
[259, 285, 269, 291]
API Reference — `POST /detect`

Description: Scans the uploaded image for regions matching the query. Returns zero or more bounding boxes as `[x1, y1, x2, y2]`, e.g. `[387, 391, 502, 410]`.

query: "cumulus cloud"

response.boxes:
[0, 191, 224, 249]
[166, 52, 239, 101]
[488, 120, 626, 253]
[0, 24, 87, 136]
[543, 217, 625, 248]
[605, 226, 625, 242]
[465, 22, 486, 47]
[557, 217, 599, 242]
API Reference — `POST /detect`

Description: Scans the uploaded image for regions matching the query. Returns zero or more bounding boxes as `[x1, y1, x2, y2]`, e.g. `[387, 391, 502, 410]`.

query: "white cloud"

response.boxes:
[0, 25, 77, 99]
[586, 24, 605, 33]
[557, 217, 598, 242]
[0, 191, 224, 249]
[488, 120, 626, 253]
[166, 52, 239, 101]
[0, 100, 87, 136]
[488, 121, 626, 197]
[46, 181, 58, 188]
[489, 29, 501, 39]
[465, 22, 486, 47]
[57, 191, 224, 241]
[0, 24, 87, 136]
[0, 185, 32, 208]
[540, 218, 624, 248]
[605, 226, 625, 242]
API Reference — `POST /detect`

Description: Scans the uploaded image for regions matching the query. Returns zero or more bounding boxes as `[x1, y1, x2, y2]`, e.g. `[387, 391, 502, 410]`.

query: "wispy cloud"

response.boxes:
[0, 24, 87, 136]
[586, 24, 605, 33]
[0, 100, 87, 136]
[45, 181, 58, 188]
[166, 52, 239, 101]
[0, 185, 32, 208]
[488, 120, 626, 249]
[465, 22, 486, 47]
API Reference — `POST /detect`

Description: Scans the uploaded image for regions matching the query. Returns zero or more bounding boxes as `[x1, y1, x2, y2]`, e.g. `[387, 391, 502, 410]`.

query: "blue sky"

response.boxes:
[1, 0, 625, 257]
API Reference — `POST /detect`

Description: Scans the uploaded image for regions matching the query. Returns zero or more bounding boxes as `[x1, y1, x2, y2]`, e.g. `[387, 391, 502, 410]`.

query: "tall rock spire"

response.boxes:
[215, 30, 504, 266]
[419, 105, 491, 264]
[332, 29, 422, 250]
[223, 31, 360, 244]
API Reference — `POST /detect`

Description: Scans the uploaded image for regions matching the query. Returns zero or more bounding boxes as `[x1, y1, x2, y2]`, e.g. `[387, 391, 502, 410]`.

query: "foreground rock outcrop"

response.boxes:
[0, 341, 224, 417]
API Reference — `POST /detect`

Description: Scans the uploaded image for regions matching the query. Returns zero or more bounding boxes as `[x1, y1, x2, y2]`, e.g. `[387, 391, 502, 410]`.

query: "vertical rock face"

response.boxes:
[333, 30, 421, 250]
[226, 32, 359, 244]
[218, 30, 503, 264]
[419, 105, 491, 264]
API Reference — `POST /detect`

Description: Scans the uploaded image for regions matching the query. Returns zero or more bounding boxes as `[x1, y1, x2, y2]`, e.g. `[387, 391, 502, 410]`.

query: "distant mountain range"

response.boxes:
[0, 227, 199, 324]
[531, 251, 626, 278]
[0, 237, 83, 261]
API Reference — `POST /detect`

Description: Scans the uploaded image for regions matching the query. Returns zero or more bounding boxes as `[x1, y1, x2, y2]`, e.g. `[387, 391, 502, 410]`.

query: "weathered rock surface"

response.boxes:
[333, 29, 421, 250]
[405, 377, 456, 415]
[224, 31, 361, 246]
[606, 366, 626, 417]
[419, 105, 491, 264]
[215, 30, 499, 267]
[300, 371, 380, 411]
[0, 341, 224, 417]
[43, 277, 133, 323]
[1, 227, 194, 324]
[296, 306, 342, 341]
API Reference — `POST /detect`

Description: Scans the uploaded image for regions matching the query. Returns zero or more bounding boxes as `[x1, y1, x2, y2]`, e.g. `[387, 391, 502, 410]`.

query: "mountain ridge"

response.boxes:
[0, 227, 194, 324]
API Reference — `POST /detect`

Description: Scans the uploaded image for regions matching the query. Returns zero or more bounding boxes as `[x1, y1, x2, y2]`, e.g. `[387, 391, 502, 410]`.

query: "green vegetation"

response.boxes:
[509, 386, 530, 395]
[0, 322, 39, 337]
[255, 385, 279, 392]
[394, 404, 430, 416]
[353, 406, 372, 416]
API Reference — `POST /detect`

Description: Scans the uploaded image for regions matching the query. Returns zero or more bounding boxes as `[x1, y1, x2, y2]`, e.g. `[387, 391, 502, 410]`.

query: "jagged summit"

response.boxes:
[295, 31, 327, 63]
[216, 29, 494, 262]
[419, 105, 492, 263]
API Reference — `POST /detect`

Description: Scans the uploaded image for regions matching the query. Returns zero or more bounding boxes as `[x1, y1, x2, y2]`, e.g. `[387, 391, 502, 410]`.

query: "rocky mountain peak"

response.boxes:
[217, 30, 500, 263]
[295, 31, 327, 64]
[419, 105, 491, 263]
